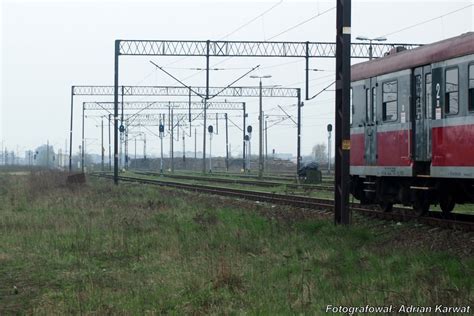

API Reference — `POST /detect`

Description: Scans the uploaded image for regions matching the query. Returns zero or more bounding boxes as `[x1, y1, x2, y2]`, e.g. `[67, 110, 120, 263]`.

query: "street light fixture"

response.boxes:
[249, 74, 272, 179]
[355, 36, 387, 60]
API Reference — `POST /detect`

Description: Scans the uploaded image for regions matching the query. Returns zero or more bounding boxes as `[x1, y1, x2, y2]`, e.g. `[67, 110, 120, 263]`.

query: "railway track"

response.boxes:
[133, 169, 334, 183]
[93, 173, 474, 232]
[132, 171, 335, 192]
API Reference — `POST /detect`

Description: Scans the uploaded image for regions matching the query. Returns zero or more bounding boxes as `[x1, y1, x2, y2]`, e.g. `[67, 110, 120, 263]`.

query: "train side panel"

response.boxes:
[430, 55, 474, 178]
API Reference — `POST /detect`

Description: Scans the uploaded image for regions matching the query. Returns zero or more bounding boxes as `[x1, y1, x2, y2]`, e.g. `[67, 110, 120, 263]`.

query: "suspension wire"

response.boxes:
[307, 80, 335, 100]
[227, 117, 243, 131]
[208, 65, 260, 100]
[162, 0, 284, 70]
[218, 0, 284, 39]
[277, 105, 297, 125]
[149, 61, 205, 98]
[268, 6, 336, 40]
[380, 3, 473, 38]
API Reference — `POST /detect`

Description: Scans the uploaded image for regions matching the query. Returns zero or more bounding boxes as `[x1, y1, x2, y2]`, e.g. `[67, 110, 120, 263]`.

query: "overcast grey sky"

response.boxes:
[1, 0, 473, 158]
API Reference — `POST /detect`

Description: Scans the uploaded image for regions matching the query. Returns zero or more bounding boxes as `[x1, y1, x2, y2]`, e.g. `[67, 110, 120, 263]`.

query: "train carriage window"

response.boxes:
[445, 67, 459, 115]
[469, 64, 474, 112]
[382, 80, 398, 122]
[425, 73, 432, 119]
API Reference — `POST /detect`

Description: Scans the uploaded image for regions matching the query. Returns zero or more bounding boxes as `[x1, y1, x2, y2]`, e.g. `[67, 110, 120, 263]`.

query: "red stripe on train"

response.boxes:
[377, 129, 412, 166]
[350, 133, 365, 166]
[432, 125, 474, 166]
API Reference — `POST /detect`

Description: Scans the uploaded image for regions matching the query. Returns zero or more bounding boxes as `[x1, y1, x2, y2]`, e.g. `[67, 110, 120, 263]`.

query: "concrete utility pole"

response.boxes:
[143, 133, 146, 160]
[108, 114, 112, 171]
[81, 103, 85, 172]
[225, 113, 229, 171]
[202, 40, 210, 174]
[47, 140, 50, 169]
[101, 116, 104, 171]
[264, 116, 268, 169]
[64, 139, 67, 169]
[125, 126, 129, 169]
[250, 75, 271, 178]
[170, 109, 174, 173]
[182, 134, 186, 165]
[120, 86, 125, 170]
[194, 127, 197, 159]
[242, 103, 247, 172]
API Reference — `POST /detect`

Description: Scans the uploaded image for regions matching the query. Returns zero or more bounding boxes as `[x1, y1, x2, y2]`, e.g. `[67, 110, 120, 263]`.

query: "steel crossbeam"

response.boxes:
[83, 101, 244, 111]
[117, 39, 420, 58]
[73, 85, 298, 98]
[123, 113, 231, 126]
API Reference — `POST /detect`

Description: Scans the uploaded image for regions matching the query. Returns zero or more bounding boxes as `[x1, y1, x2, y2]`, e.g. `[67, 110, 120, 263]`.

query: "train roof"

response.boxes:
[351, 32, 474, 82]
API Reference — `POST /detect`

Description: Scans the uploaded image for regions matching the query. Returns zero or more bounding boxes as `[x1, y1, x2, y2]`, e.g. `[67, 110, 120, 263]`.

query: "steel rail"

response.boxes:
[92, 173, 474, 231]
[132, 170, 335, 191]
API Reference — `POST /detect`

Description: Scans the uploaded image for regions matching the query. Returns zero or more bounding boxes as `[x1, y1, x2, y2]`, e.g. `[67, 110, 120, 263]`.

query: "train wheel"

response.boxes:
[413, 199, 429, 216]
[439, 194, 455, 214]
[379, 201, 393, 212]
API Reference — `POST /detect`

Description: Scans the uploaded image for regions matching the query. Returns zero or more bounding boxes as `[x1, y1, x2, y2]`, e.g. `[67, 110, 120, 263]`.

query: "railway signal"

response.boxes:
[208, 125, 214, 173]
[159, 122, 165, 174]
[327, 124, 332, 174]
[246, 125, 253, 173]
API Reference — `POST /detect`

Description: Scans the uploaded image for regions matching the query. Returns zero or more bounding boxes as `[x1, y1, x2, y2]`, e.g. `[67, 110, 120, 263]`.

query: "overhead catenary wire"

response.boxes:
[162, 0, 284, 74]
[267, 5, 336, 40]
[162, 59, 304, 71]
[379, 3, 473, 38]
[217, 0, 284, 40]
[195, 3, 335, 78]
[307, 80, 335, 100]
[285, 73, 335, 87]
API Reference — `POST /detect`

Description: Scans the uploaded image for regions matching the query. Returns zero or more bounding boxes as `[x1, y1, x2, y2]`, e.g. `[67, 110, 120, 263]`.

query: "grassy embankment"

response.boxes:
[0, 171, 472, 314]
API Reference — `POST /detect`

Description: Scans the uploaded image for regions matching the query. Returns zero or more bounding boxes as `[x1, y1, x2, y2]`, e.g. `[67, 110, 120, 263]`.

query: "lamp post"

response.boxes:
[250, 75, 272, 179]
[355, 36, 387, 60]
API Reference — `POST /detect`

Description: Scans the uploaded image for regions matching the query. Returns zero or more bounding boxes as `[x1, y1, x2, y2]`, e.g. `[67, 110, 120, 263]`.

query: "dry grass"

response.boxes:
[0, 171, 472, 314]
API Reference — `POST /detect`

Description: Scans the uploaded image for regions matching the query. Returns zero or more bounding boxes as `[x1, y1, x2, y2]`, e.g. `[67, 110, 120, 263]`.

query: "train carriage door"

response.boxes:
[413, 66, 432, 161]
[365, 79, 377, 165]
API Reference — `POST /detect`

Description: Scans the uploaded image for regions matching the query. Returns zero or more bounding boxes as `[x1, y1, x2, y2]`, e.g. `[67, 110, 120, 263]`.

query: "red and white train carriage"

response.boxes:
[350, 32, 474, 215]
